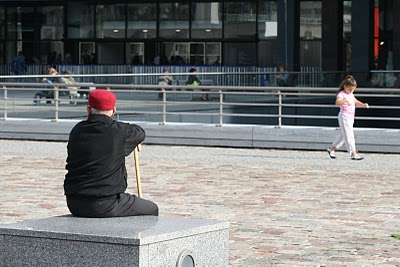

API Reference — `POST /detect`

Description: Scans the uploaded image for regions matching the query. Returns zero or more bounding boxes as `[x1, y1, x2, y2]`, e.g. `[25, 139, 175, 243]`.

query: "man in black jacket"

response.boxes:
[64, 89, 159, 217]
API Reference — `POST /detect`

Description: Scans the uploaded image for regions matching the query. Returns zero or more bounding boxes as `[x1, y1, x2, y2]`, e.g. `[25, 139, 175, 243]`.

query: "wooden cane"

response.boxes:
[133, 144, 142, 198]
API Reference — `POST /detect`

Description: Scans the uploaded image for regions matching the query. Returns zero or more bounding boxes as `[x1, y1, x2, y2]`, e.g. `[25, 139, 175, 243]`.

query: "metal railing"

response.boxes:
[3, 64, 400, 88]
[1, 73, 400, 129]
[1, 64, 325, 87]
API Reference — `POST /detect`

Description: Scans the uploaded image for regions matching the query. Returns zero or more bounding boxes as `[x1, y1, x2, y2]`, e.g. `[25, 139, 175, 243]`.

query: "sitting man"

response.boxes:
[64, 89, 159, 217]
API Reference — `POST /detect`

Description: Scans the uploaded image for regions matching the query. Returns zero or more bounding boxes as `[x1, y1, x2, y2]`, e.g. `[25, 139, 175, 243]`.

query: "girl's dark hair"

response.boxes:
[337, 75, 357, 94]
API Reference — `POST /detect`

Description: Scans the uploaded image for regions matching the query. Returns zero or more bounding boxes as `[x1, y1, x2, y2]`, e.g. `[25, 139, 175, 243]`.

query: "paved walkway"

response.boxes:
[0, 140, 399, 266]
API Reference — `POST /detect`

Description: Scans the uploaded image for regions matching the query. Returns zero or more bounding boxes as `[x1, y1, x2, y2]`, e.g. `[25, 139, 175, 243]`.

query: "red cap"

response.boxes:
[88, 89, 116, 111]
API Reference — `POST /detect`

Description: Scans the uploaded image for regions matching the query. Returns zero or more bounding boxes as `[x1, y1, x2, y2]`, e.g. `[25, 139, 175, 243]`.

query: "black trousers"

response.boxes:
[66, 193, 159, 218]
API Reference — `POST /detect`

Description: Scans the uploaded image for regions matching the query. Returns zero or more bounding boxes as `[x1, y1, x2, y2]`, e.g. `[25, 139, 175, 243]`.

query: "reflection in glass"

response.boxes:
[38, 6, 64, 41]
[67, 2, 94, 38]
[300, 1, 321, 68]
[224, 42, 256, 66]
[127, 4, 156, 39]
[127, 43, 144, 65]
[344, 1, 352, 70]
[96, 4, 125, 39]
[300, 1, 321, 39]
[191, 2, 222, 39]
[172, 43, 189, 64]
[7, 7, 33, 42]
[206, 43, 221, 65]
[190, 43, 204, 65]
[80, 42, 95, 64]
[224, 1, 256, 38]
[258, 1, 277, 40]
[300, 41, 321, 66]
[0, 7, 5, 39]
[258, 40, 277, 66]
[160, 3, 189, 38]
[97, 42, 124, 64]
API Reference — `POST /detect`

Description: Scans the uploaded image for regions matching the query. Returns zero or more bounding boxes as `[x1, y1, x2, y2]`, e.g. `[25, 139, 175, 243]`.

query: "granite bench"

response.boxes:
[0, 215, 229, 267]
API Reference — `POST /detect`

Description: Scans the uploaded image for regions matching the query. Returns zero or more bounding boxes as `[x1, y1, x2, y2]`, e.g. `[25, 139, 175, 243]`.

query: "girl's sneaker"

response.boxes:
[327, 148, 336, 159]
[351, 154, 364, 160]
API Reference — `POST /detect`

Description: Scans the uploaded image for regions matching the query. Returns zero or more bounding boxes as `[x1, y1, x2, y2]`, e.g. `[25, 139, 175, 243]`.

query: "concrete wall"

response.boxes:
[0, 119, 399, 153]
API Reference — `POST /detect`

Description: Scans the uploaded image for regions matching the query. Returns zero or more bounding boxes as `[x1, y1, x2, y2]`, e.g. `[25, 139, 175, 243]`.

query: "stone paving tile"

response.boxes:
[1, 140, 400, 266]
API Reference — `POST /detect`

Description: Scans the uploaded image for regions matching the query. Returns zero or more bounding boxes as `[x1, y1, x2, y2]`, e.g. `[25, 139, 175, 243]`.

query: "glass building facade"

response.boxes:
[0, 0, 399, 77]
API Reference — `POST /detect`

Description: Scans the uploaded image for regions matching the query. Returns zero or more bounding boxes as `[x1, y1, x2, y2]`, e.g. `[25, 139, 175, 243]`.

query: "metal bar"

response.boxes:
[3, 86, 7, 120]
[278, 90, 282, 128]
[54, 87, 59, 122]
[161, 89, 166, 125]
[218, 90, 223, 127]
[1, 78, 400, 128]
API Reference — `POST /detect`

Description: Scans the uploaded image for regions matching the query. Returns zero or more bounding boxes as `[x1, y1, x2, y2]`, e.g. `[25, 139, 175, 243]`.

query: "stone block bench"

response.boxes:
[0, 215, 229, 267]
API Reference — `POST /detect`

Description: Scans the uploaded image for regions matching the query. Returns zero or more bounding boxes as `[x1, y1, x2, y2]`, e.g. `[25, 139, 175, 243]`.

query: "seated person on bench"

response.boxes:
[64, 89, 159, 218]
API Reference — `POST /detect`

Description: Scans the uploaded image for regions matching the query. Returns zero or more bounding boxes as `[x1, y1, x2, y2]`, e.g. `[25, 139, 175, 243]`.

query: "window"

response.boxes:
[300, 1, 321, 39]
[127, 42, 144, 65]
[224, 1, 257, 38]
[38, 6, 64, 41]
[127, 3, 156, 39]
[300, 1, 322, 67]
[80, 42, 95, 64]
[0, 7, 5, 39]
[224, 42, 256, 66]
[97, 42, 124, 64]
[7, 7, 34, 41]
[162, 42, 221, 65]
[191, 2, 222, 39]
[159, 3, 190, 38]
[67, 2, 94, 38]
[96, 4, 126, 39]
[344, 1, 352, 70]
[258, 1, 278, 40]
[258, 40, 277, 66]
[206, 43, 221, 65]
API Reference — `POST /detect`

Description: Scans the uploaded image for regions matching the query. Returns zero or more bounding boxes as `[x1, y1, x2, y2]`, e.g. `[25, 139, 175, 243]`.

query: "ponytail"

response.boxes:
[337, 75, 357, 94]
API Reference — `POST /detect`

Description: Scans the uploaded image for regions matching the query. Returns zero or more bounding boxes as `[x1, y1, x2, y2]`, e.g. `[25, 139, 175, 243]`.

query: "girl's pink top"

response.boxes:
[337, 90, 355, 117]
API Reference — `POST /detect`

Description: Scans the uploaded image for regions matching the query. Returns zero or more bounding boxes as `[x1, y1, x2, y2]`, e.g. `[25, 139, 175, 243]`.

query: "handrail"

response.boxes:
[1, 80, 400, 129]
[1, 65, 399, 88]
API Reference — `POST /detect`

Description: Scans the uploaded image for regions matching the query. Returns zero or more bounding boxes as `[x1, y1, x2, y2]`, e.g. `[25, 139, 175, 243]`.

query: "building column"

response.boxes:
[321, 0, 343, 86]
[393, 1, 400, 70]
[351, 0, 373, 85]
[277, 0, 300, 72]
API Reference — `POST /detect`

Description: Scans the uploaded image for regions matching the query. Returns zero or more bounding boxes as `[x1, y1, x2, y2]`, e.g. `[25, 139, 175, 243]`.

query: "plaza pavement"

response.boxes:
[0, 139, 399, 266]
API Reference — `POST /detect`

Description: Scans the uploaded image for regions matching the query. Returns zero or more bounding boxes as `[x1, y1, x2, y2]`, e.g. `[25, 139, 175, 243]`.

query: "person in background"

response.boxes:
[158, 68, 173, 99]
[327, 75, 369, 160]
[48, 67, 58, 78]
[33, 77, 53, 105]
[54, 53, 63, 64]
[60, 70, 78, 98]
[276, 66, 288, 86]
[64, 52, 73, 65]
[11, 51, 27, 75]
[64, 89, 159, 218]
[186, 68, 209, 101]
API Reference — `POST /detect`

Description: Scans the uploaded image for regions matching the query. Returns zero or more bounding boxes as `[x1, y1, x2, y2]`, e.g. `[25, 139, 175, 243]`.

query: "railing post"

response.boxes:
[217, 90, 223, 127]
[54, 87, 59, 122]
[160, 89, 166, 125]
[278, 90, 282, 128]
[3, 86, 7, 120]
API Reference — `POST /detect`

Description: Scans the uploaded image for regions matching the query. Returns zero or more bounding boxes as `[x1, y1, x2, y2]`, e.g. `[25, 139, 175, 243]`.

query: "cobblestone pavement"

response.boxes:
[1, 140, 399, 266]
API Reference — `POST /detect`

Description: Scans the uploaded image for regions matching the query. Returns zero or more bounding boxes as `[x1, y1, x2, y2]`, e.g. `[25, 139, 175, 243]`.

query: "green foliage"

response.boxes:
[391, 234, 400, 240]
